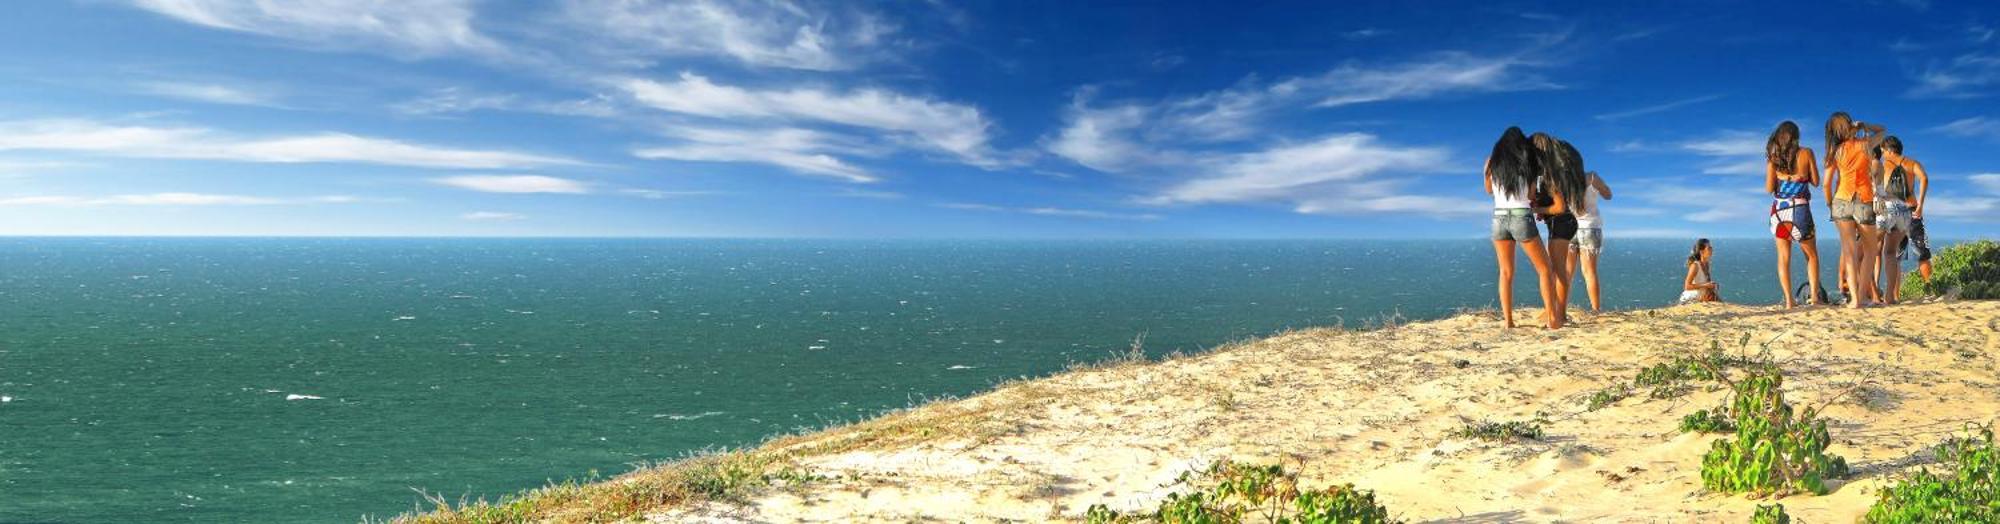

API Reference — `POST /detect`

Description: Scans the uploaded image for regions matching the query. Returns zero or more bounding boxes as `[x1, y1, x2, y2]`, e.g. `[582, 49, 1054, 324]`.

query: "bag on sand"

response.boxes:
[1795, 283, 1832, 306]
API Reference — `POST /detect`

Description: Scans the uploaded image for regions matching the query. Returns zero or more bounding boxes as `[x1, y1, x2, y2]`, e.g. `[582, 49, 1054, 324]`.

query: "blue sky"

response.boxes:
[0, 0, 1997, 238]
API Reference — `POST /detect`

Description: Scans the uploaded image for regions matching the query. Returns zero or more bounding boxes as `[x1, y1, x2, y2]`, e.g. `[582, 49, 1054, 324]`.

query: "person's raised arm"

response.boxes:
[1859, 121, 1888, 149]
[1482, 158, 1493, 195]
[1911, 159, 1929, 218]
[1590, 172, 1612, 200]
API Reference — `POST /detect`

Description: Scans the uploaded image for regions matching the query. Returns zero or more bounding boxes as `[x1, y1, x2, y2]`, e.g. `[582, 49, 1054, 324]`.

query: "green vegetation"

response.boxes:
[1084, 462, 1399, 524]
[1584, 384, 1631, 411]
[1451, 418, 1545, 442]
[1750, 503, 1790, 524]
[1634, 348, 1756, 400]
[1903, 240, 2000, 300]
[1697, 366, 1849, 496]
[1679, 407, 1735, 434]
[1863, 425, 2000, 523]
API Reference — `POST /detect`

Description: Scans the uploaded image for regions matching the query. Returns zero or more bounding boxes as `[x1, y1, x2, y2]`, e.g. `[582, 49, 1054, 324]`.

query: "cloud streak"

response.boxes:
[634, 126, 876, 183]
[128, 0, 500, 57]
[0, 192, 365, 206]
[559, 0, 893, 71]
[621, 73, 995, 167]
[0, 119, 578, 169]
[432, 175, 591, 194]
[1594, 94, 1724, 121]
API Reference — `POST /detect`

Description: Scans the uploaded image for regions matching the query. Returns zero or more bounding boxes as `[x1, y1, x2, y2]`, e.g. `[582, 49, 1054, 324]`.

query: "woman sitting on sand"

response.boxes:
[1484, 127, 1561, 329]
[1680, 238, 1721, 304]
[1765, 121, 1824, 308]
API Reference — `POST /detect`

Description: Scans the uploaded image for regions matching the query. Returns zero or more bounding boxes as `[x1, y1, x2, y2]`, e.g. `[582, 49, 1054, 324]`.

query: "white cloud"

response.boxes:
[129, 0, 499, 57]
[1933, 116, 2000, 140]
[1679, 130, 1767, 176]
[1046, 94, 1157, 173]
[1908, 53, 2000, 99]
[620, 73, 995, 166]
[634, 126, 877, 183]
[1632, 181, 1766, 223]
[1146, 134, 1452, 207]
[393, 88, 618, 118]
[1594, 94, 1724, 121]
[1299, 50, 1563, 108]
[937, 202, 1162, 221]
[0, 119, 576, 169]
[138, 81, 276, 106]
[619, 188, 720, 199]
[432, 175, 590, 194]
[1922, 196, 2000, 221]
[460, 211, 525, 221]
[559, 0, 891, 71]
[0, 192, 363, 206]
[1971, 173, 2000, 193]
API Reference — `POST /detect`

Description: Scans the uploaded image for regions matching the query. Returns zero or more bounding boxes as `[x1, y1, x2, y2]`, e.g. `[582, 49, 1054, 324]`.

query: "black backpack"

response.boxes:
[1795, 282, 1832, 305]
[1884, 162, 1912, 200]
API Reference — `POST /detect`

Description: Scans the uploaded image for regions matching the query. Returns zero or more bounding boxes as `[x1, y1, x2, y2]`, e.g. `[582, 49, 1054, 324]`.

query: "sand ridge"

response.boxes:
[653, 301, 2000, 523]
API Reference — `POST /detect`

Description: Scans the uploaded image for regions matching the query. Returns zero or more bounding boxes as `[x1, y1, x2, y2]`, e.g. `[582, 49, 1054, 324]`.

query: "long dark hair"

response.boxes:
[1550, 139, 1587, 210]
[1687, 238, 1711, 264]
[1767, 121, 1800, 176]
[1824, 112, 1854, 169]
[1486, 126, 1537, 200]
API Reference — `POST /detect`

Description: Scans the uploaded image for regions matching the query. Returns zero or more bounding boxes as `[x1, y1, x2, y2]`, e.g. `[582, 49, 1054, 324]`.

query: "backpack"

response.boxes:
[1883, 161, 1912, 201]
[1795, 282, 1832, 306]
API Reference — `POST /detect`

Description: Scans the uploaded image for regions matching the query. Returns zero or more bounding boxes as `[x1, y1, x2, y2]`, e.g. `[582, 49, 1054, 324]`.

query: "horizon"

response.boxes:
[2, 1, 1999, 238]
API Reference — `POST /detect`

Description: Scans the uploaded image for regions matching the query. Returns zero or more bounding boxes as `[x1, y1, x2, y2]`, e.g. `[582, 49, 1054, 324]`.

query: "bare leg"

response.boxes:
[1802, 237, 1823, 305]
[1775, 238, 1795, 308]
[1581, 249, 1601, 312]
[1520, 239, 1560, 329]
[1835, 220, 1864, 309]
[1882, 229, 1906, 304]
[1493, 240, 1517, 329]
[1546, 239, 1571, 324]
[1857, 224, 1882, 307]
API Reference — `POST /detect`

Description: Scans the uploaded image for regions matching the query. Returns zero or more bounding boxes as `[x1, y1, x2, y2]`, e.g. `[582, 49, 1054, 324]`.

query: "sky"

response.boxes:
[0, 0, 1997, 238]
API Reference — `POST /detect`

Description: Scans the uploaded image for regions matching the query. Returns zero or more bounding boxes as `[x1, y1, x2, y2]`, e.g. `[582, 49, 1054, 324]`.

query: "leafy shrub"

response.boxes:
[1635, 348, 1755, 400]
[1451, 419, 1545, 442]
[1585, 385, 1631, 411]
[1903, 240, 2000, 300]
[1084, 462, 1399, 523]
[1679, 407, 1735, 434]
[1862, 425, 2000, 523]
[1698, 367, 1849, 496]
[1750, 503, 1790, 524]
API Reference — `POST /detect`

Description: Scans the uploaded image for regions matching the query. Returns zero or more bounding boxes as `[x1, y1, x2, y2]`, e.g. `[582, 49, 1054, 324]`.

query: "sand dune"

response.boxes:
[628, 300, 2000, 522]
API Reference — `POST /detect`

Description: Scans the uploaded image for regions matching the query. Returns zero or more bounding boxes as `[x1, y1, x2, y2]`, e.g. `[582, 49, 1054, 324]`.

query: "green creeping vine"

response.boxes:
[1863, 424, 2000, 523]
[1084, 462, 1399, 524]
[1680, 407, 1736, 434]
[1451, 419, 1545, 442]
[1749, 503, 1790, 524]
[1698, 366, 1849, 496]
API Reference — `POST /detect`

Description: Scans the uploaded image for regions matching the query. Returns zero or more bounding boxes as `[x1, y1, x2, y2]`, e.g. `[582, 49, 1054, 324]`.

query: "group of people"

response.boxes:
[1484, 127, 1613, 329]
[1763, 112, 1931, 309]
[1482, 111, 1935, 330]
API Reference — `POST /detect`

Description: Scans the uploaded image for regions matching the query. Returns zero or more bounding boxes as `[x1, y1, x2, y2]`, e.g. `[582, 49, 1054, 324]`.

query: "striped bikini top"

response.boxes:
[1773, 179, 1811, 200]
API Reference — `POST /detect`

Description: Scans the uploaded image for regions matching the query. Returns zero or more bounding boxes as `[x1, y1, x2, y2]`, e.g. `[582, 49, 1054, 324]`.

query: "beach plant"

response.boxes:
[1697, 365, 1849, 496]
[1902, 240, 2000, 300]
[1634, 347, 1756, 400]
[1862, 424, 2000, 523]
[1584, 384, 1631, 411]
[1451, 418, 1545, 442]
[1750, 503, 1790, 524]
[1083, 462, 1399, 524]
[1679, 407, 1735, 434]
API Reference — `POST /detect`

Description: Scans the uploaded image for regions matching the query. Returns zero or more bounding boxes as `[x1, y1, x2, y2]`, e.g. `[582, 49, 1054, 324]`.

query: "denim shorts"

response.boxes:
[1572, 227, 1604, 254]
[1875, 201, 1913, 234]
[1831, 197, 1875, 225]
[1491, 209, 1539, 241]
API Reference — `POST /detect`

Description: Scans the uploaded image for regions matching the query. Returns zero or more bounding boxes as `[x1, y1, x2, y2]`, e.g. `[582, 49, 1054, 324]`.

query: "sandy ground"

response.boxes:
[651, 300, 2000, 523]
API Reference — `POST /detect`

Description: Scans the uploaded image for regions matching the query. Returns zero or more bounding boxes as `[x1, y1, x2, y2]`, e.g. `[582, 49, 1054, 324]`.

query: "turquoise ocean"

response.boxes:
[0, 237, 1916, 522]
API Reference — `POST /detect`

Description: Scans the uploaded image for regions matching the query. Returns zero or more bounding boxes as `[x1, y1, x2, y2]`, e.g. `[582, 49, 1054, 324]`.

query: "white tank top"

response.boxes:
[1574, 173, 1603, 228]
[1492, 180, 1532, 209]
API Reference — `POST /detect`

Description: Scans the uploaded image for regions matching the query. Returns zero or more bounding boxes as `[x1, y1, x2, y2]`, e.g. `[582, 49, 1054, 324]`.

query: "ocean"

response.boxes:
[0, 237, 1882, 522]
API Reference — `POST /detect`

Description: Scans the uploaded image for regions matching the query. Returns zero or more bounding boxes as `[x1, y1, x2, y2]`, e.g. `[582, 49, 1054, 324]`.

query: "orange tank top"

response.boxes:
[1834, 139, 1872, 202]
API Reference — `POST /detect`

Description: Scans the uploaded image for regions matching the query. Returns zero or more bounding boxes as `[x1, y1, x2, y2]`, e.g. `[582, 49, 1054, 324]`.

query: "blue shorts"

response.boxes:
[1491, 209, 1539, 241]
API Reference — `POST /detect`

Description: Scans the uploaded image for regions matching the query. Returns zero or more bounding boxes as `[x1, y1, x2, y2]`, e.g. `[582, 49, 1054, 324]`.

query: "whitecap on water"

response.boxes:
[392, 316, 416, 321]
[1, 395, 13, 403]
[946, 365, 977, 370]
[653, 411, 724, 421]
[285, 394, 323, 401]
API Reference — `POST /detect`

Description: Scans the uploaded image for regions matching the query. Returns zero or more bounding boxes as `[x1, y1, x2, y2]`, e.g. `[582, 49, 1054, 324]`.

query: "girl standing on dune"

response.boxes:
[1534, 136, 1588, 324]
[1765, 121, 1824, 308]
[1567, 168, 1611, 312]
[1872, 136, 1927, 303]
[1485, 127, 1561, 329]
[1824, 112, 1888, 308]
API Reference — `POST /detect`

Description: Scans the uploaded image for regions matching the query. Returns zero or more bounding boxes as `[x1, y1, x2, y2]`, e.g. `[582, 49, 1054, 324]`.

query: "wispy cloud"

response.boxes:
[137, 81, 277, 106]
[392, 88, 618, 118]
[1631, 180, 1766, 223]
[936, 202, 1163, 221]
[460, 211, 525, 221]
[634, 126, 877, 183]
[0, 192, 364, 206]
[432, 175, 590, 194]
[1145, 134, 1452, 207]
[620, 73, 995, 167]
[127, 0, 500, 57]
[1972, 173, 2000, 193]
[1903, 25, 2000, 99]
[619, 188, 720, 199]
[1594, 94, 1723, 121]
[558, 0, 893, 71]
[1678, 129, 1766, 176]
[0, 118, 577, 169]
[1932, 116, 2000, 140]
